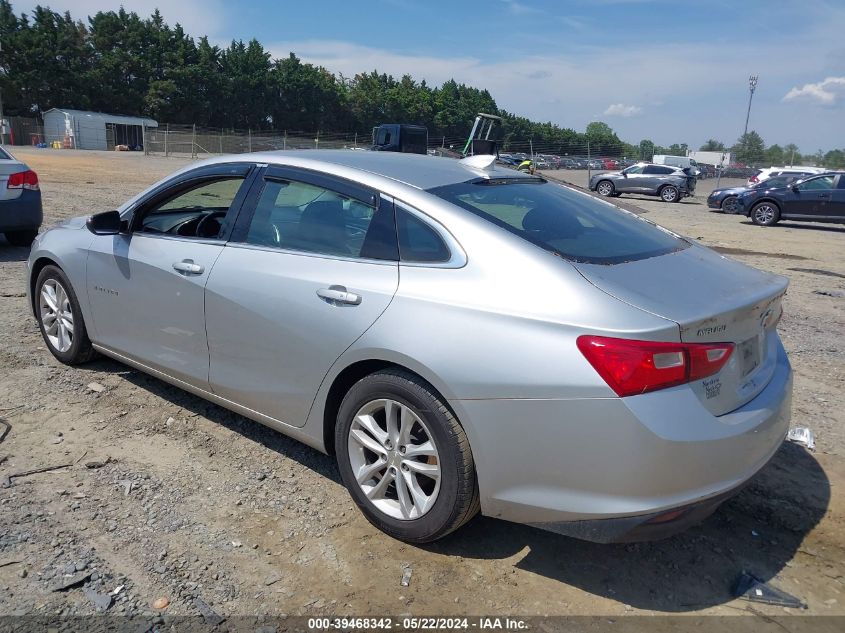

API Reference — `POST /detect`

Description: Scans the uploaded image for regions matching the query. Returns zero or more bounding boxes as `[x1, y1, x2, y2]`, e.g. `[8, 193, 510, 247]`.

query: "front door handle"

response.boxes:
[317, 285, 362, 306]
[172, 259, 204, 275]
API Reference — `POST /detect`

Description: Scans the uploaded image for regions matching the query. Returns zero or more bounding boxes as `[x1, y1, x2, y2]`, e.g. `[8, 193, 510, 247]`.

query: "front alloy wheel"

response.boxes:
[35, 265, 97, 364]
[596, 181, 615, 196]
[751, 202, 780, 226]
[40, 279, 74, 353]
[721, 196, 739, 214]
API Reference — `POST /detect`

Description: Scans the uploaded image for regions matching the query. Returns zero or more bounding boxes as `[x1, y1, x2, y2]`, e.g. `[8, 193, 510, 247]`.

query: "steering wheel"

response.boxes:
[195, 211, 227, 238]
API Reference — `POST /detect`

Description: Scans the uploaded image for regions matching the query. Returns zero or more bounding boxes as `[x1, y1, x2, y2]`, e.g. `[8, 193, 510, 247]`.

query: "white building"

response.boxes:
[687, 150, 732, 167]
[43, 108, 158, 151]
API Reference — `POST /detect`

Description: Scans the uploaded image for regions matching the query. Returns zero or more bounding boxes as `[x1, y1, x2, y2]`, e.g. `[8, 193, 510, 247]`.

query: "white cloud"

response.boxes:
[783, 76, 845, 105]
[603, 103, 643, 117]
[14, 0, 228, 39]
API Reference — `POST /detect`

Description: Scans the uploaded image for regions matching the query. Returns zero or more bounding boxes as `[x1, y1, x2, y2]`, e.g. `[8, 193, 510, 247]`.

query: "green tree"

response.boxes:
[783, 143, 801, 166]
[764, 144, 784, 167]
[638, 139, 655, 160]
[822, 149, 845, 169]
[732, 131, 766, 166]
[699, 139, 725, 151]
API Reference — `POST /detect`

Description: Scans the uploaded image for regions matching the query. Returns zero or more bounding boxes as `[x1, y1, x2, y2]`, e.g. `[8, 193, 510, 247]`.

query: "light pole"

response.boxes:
[741, 75, 758, 163]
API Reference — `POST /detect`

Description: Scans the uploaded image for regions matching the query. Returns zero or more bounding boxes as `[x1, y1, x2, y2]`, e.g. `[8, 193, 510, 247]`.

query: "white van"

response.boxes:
[652, 155, 698, 170]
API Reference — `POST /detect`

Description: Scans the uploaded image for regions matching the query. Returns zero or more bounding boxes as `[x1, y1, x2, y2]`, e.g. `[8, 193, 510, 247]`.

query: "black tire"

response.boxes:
[721, 196, 739, 214]
[335, 369, 479, 543]
[5, 229, 38, 247]
[595, 180, 615, 197]
[659, 185, 680, 203]
[34, 265, 98, 364]
[750, 201, 780, 226]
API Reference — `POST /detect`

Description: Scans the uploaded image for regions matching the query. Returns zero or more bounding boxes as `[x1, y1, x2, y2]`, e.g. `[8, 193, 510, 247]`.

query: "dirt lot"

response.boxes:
[0, 148, 843, 623]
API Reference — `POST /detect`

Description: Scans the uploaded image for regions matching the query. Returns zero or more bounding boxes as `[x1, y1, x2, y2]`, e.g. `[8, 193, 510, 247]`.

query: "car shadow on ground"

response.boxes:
[740, 220, 845, 234]
[427, 441, 828, 612]
[81, 358, 342, 483]
[79, 359, 827, 612]
[0, 240, 31, 262]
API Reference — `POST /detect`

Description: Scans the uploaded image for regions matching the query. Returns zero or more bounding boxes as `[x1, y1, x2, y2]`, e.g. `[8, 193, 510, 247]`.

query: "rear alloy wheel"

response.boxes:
[721, 196, 739, 214]
[4, 229, 38, 247]
[35, 265, 97, 364]
[660, 185, 680, 203]
[336, 370, 479, 543]
[596, 181, 615, 197]
[751, 202, 780, 226]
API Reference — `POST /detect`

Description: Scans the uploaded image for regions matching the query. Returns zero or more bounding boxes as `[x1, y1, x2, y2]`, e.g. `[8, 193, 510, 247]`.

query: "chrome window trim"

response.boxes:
[221, 241, 397, 267]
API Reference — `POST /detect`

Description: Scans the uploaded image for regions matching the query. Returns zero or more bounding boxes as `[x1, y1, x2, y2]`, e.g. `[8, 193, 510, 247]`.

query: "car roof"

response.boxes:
[201, 150, 538, 190]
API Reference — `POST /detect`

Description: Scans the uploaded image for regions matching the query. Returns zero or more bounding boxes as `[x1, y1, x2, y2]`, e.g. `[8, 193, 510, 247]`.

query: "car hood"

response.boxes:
[710, 186, 748, 196]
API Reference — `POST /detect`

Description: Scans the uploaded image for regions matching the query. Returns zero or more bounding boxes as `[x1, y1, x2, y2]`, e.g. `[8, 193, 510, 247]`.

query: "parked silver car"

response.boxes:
[590, 162, 696, 202]
[27, 151, 791, 543]
[0, 145, 43, 246]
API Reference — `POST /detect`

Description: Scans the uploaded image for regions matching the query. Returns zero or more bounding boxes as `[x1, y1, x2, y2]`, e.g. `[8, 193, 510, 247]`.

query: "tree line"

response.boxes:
[1, 2, 842, 168]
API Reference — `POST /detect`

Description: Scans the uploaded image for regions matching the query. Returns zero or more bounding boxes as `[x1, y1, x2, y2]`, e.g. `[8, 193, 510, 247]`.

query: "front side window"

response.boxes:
[243, 178, 397, 260]
[797, 176, 835, 191]
[623, 165, 645, 175]
[138, 177, 244, 238]
[428, 178, 687, 264]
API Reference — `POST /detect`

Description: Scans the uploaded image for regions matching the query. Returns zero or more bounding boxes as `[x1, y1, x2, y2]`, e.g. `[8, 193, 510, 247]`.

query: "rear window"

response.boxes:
[428, 179, 688, 264]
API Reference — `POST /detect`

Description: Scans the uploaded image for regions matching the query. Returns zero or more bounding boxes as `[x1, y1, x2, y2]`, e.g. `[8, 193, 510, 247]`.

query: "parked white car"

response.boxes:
[747, 166, 826, 187]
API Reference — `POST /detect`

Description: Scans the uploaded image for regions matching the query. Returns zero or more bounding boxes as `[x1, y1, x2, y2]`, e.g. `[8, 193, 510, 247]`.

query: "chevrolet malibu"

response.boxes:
[27, 151, 792, 543]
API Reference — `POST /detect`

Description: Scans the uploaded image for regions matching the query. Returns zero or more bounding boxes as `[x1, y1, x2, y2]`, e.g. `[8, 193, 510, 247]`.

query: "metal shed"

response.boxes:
[43, 108, 158, 151]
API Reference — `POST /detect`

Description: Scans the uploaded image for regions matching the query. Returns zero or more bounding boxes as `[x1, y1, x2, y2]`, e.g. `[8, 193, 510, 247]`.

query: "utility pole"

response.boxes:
[0, 39, 5, 146]
[742, 75, 758, 163]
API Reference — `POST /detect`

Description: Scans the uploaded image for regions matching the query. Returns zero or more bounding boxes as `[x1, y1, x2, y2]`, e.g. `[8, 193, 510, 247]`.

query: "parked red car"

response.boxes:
[601, 158, 619, 170]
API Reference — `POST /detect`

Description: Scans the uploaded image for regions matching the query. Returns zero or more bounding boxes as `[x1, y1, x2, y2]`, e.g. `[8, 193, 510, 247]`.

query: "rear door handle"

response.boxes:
[172, 259, 204, 275]
[317, 285, 361, 306]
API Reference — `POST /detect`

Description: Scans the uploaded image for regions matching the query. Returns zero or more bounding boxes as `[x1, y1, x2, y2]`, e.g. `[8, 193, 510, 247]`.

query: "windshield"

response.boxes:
[428, 179, 688, 264]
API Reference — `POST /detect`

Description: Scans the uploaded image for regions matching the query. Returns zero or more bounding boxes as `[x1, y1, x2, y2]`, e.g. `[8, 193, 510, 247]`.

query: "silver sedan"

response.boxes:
[26, 151, 792, 543]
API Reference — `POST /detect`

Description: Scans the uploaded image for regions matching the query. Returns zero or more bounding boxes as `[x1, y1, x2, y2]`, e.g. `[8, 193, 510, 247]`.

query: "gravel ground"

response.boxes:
[0, 149, 843, 623]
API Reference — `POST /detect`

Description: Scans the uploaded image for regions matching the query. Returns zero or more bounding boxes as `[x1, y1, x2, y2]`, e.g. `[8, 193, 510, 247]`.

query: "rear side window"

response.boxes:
[395, 204, 450, 263]
[428, 179, 687, 264]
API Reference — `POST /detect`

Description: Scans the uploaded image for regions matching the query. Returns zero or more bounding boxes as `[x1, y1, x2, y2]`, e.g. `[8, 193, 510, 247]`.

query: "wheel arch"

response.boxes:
[28, 256, 62, 317]
[752, 197, 782, 211]
[318, 356, 464, 457]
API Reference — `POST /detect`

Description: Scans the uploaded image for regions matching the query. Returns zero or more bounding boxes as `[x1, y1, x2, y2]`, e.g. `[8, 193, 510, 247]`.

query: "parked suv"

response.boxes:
[736, 172, 845, 226]
[1, 146, 43, 246]
[589, 162, 696, 203]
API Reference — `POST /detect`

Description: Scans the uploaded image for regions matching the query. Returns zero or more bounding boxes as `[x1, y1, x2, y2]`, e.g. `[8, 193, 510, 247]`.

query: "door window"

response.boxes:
[623, 165, 645, 174]
[137, 177, 245, 239]
[243, 178, 398, 260]
[797, 176, 835, 191]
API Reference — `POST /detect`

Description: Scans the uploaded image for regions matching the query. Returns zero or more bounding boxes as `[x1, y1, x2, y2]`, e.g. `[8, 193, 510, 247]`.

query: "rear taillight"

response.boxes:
[577, 336, 734, 397]
[7, 170, 39, 191]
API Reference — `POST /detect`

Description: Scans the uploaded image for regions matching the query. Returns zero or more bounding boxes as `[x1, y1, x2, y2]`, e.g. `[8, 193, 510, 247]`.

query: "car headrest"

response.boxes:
[521, 207, 584, 239]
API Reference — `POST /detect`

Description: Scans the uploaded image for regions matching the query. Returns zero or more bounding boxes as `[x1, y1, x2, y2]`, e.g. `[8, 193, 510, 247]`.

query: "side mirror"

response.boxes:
[622, 172, 628, 177]
[791, 185, 800, 193]
[87, 210, 122, 235]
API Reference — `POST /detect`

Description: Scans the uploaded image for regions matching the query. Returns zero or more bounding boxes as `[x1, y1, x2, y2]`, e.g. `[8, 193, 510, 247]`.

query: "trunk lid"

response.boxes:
[573, 244, 787, 416]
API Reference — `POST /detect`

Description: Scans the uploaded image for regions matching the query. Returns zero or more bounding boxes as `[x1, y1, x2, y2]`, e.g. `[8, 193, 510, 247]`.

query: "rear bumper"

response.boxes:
[457, 339, 792, 542]
[0, 189, 43, 231]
